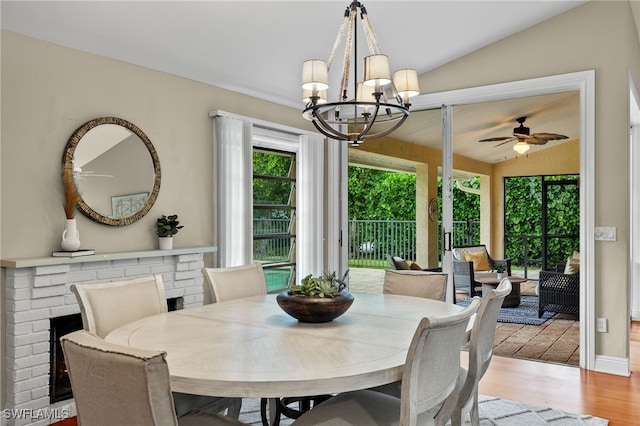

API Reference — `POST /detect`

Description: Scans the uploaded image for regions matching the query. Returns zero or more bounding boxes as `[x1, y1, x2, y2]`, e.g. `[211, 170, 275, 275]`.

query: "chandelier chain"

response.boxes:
[339, 8, 356, 100]
[361, 15, 382, 55]
[326, 14, 349, 71]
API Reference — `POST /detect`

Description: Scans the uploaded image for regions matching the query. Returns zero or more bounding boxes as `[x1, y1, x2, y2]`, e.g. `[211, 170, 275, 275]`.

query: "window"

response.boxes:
[253, 148, 296, 292]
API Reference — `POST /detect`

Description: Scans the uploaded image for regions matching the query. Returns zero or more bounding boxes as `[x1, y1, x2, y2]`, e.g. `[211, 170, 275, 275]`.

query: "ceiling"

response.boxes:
[1, 1, 585, 164]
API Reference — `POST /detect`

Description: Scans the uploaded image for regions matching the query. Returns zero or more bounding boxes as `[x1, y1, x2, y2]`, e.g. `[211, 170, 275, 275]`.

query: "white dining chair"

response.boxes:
[443, 278, 512, 426]
[202, 263, 267, 304]
[291, 297, 482, 426]
[383, 270, 448, 301]
[70, 274, 241, 419]
[61, 330, 247, 426]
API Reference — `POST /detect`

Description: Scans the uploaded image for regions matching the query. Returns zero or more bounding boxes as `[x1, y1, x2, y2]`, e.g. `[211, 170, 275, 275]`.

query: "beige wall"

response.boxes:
[362, 0, 640, 361]
[0, 30, 316, 408]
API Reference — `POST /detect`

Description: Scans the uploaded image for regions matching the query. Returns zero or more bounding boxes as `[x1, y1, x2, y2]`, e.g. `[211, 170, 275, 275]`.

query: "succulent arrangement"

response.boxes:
[288, 270, 349, 298]
[493, 263, 506, 273]
[156, 214, 184, 237]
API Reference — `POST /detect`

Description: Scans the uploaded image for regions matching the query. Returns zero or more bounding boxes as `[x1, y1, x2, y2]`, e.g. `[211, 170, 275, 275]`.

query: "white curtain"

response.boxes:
[212, 115, 253, 267]
[212, 111, 328, 279]
[297, 133, 325, 278]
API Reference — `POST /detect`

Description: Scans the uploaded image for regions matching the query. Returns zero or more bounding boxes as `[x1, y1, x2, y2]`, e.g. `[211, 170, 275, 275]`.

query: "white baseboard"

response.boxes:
[593, 354, 630, 376]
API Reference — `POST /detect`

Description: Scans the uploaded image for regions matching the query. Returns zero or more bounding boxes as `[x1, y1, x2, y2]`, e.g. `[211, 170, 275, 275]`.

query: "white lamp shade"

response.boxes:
[301, 60, 329, 91]
[356, 82, 377, 102]
[303, 88, 327, 104]
[393, 69, 420, 98]
[513, 141, 530, 155]
[363, 54, 391, 87]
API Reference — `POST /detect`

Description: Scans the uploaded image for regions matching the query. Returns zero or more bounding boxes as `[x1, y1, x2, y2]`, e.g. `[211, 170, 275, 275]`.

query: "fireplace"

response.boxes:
[49, 297, 184, 403]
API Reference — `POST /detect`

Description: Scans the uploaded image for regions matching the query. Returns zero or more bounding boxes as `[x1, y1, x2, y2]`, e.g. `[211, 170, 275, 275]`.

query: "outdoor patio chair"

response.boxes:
[61, 330, 247, 426]
[70, 275, 241, 419]
[538, 270, 580, 318]
[452, 245, 511, 297]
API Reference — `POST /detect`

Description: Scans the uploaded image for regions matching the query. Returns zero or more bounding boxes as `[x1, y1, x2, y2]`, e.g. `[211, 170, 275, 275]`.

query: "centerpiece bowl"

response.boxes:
[276, 291, 354, 323]
[276, 271, 353, 323]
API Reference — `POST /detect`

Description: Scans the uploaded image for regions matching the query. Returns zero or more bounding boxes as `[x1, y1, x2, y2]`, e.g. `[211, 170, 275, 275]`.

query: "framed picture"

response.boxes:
[111, 192, 149, 219]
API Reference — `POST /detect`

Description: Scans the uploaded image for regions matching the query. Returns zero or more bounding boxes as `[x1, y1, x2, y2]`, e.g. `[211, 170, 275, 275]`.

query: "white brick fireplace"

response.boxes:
[1, 247, 214, 426]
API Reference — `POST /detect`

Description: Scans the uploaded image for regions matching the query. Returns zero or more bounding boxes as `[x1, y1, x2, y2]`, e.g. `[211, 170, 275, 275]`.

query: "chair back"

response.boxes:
[61, 330, 178, 426]
[202, 263, 267, 304]
[71, 274, 167, 338]
[383, 270, 448, 302]
[470, 279, 512, 378]
[444, 279, 512, 424]
[400, 297, 481, 425]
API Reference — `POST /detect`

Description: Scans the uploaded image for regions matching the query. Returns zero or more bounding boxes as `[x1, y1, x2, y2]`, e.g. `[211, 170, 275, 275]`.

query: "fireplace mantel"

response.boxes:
[1, 246, 216, 425]
[1, 246, 216, 268]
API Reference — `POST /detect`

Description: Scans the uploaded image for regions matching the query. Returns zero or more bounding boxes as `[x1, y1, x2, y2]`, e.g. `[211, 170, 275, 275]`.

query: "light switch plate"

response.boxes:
[595, 226, 617, 241]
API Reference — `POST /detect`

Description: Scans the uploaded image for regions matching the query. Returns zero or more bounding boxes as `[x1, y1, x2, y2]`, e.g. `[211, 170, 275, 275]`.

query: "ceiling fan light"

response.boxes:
[513, 141, 530, 155]
[363, 54, 391, 87]
[301, 60, 329, 91]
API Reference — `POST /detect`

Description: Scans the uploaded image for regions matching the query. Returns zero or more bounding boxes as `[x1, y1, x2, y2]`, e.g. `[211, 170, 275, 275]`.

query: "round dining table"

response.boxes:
[105, 292, 464, 399]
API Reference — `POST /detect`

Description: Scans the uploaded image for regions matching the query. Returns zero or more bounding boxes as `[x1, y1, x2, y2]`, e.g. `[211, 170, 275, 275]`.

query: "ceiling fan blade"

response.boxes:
[530, 132, 569, 141]
[528, 138, 550, 145]
[478, 136, 515, 142]
[493, 139, 517, 147]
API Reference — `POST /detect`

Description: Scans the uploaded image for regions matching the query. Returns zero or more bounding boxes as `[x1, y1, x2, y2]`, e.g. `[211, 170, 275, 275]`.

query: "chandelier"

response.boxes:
[301, 1, 419, 146]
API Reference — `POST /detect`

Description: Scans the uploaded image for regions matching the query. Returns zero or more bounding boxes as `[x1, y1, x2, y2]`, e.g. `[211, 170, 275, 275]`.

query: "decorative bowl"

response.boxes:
[276, 291, 355, 323]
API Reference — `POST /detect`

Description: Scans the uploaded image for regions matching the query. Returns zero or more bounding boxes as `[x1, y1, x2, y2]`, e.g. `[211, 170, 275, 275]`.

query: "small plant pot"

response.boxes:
[496, 272, 505, 280]
[158, 236, 173, 250]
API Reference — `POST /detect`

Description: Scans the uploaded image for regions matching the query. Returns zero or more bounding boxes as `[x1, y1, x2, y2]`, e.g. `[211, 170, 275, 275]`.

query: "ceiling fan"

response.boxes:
[478, 116, 568, 154]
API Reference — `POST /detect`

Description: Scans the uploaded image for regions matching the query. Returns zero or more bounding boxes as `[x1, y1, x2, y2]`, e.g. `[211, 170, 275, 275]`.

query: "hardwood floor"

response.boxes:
[56, 321, 639, 425]
[471, 320, 640, 425]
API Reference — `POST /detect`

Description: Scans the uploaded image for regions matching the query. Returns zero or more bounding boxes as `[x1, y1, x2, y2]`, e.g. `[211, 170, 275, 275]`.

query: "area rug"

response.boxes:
[236, 395, 608, 425]
[458, 295, 555, 326]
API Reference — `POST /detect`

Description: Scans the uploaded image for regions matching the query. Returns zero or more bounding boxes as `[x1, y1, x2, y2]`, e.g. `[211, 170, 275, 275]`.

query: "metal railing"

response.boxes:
[254, 218, 481, 269]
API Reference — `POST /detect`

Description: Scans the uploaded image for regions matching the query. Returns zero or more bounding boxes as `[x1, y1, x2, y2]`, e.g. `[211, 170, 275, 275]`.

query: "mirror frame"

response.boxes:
[62, 117, 161, 226]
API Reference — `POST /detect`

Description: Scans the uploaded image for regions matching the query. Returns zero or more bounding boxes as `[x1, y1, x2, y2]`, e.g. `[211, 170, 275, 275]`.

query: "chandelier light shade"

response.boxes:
[513, 141, 531, 155]
[301, 1, 419, 145]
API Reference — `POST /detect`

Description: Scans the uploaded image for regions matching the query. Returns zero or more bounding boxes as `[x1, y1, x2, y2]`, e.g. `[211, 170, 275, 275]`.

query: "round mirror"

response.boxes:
[62, 117, 161, 226]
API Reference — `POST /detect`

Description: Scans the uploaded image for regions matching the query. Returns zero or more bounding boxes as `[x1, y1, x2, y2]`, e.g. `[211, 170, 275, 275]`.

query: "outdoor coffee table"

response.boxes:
[475, 275, 527, 307]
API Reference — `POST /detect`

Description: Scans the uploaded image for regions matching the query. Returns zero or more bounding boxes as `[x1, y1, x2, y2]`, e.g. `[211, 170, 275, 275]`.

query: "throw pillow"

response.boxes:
[409, 261, 422, 270]
[392, 257, 410, 270]
[463, 251, 491, 271]
[564, 256, 580, 274]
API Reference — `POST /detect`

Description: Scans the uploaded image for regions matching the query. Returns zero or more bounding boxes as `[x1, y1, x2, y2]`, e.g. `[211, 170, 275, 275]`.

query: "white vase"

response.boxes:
[61, 219, 81, 251]
[496, 272, 505, 280]
[158, 236, 173, 250]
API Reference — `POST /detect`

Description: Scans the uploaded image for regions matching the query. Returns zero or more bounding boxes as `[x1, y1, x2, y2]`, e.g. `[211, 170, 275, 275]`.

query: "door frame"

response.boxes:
[410, 70, 596, 370]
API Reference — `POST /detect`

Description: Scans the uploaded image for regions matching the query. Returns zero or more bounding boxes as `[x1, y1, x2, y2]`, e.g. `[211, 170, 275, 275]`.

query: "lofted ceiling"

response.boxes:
[1, 1, 584, 164]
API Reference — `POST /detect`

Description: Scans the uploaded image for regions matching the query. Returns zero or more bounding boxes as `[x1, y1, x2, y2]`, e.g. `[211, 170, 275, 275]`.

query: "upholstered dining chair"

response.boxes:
[442, 278, 512, 426]
[383, 270, 448, 302]
[70, 275, 241, 419]
[61, 330, 247, 426]
[291, 297, 482, 426]
[202, 262, 267, 304]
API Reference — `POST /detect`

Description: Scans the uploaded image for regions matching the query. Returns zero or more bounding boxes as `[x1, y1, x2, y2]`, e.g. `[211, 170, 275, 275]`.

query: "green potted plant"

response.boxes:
[493, 263, 506, 279]
[277, 270, 353, 323]
[156, 214, 183, 250]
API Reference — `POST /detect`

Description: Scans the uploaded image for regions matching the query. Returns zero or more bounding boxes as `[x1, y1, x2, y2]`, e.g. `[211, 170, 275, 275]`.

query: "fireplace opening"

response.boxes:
[49, 296, 184, 403]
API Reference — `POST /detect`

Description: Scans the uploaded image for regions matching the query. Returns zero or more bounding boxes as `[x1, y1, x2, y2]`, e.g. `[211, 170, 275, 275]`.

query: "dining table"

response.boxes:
[105, 292, 464, 401]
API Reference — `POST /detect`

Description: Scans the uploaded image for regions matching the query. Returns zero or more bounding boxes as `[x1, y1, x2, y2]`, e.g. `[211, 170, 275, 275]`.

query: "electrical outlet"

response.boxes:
[597, 317, 608, 333]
